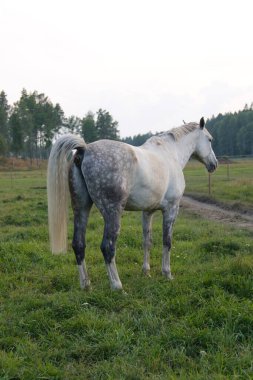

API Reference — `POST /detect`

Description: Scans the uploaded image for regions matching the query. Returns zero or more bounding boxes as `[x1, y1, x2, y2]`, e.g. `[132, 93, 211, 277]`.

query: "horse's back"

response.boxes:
[81, 139, 184, 212]
[83, 140, 137, 175]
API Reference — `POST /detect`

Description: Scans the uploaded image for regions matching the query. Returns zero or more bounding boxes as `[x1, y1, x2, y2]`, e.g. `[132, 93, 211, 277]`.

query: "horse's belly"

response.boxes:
[125, 191, 162, 211]
[125, 201, 160, 211]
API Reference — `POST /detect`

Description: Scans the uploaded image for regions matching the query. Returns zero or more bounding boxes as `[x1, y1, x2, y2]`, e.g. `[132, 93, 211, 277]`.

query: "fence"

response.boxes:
[184, 156, 253, 199]
[0, 155, 252, 201]
[0, 157, 47, 172]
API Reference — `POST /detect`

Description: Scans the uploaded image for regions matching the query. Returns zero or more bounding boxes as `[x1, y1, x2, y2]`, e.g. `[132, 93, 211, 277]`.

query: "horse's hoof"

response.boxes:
[80, 280, 91, 290]
[142, 266, 151, 277]
[110, 281, 123, 291]
[162, 272, 174, 280]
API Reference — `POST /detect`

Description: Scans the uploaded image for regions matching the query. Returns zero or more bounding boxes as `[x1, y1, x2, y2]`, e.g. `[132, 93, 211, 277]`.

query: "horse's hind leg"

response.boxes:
[100, 209, 123, 290]
[69, 164, 93, 289]
[162, 202, 180, 279]
[142, 211, 155, 276]
[72, 205, 92, 289]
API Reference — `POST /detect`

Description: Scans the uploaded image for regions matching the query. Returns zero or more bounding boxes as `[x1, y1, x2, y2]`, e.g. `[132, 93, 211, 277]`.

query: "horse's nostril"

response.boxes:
[208, 163, 216, 173]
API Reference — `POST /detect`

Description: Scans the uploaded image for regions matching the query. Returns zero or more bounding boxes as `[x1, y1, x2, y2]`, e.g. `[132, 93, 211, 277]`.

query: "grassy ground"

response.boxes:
[0, 169, 253, 379]
[184, 159, 253, 212]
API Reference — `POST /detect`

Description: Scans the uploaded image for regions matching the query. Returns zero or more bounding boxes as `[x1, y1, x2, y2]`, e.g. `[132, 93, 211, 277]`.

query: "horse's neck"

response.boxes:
[174, 131, 198, 169]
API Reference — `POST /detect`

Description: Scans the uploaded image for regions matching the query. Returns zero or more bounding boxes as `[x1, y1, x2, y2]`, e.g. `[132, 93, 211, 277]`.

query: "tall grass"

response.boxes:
[0, 170, 253, 379]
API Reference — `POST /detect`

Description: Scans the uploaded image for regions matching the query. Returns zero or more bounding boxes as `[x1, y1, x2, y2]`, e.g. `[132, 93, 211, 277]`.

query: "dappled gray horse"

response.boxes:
[47, 118, 217, 290]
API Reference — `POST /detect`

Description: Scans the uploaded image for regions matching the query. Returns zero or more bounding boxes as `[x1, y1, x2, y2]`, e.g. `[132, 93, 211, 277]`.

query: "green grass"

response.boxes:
[184, 159, 253, 211]
[0, 170, 253, 379]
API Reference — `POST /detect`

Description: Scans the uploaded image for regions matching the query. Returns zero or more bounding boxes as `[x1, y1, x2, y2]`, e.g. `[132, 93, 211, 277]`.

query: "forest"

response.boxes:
[0, 89, 119, 159]
[206, 105, 253, 156]
[123, 107, 253, 157]
[0, 89, 252, 158]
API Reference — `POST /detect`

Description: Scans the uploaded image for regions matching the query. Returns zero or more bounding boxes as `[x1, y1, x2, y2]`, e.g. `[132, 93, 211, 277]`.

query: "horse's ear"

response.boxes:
[200, 117, 205, 129]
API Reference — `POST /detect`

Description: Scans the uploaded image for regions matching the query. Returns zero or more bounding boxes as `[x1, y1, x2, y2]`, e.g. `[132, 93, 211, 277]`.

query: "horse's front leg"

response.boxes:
[142, 211, 154, 276]
[162, 203, 180, 279]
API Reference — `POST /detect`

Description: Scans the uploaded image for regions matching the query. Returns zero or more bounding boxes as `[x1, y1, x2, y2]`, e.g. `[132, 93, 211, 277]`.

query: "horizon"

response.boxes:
[1, 87, 251, 139]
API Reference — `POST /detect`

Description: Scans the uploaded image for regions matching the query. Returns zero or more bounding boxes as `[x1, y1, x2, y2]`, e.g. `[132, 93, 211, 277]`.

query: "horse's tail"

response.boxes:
[47, 134, 86, 254]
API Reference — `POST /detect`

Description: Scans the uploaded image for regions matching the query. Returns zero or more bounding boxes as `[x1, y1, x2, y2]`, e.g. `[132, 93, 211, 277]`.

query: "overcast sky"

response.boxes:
[1, 0, 253, 137]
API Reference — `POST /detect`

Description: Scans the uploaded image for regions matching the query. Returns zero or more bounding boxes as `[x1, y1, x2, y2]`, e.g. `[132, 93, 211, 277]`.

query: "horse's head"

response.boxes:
[194, 117, 218, 173]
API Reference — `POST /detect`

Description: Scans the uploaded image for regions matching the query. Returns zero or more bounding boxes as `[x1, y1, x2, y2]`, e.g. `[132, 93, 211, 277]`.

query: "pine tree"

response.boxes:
[96, 109, 119, 140]
[9, 89, 64, 157]
[65, 115, 81, 134]
[81, 112, 97, 142]
[0, 90, 10, 154]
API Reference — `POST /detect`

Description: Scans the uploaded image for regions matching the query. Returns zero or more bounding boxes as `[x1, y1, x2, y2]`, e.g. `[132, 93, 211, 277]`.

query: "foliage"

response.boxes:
[95, 109, 119, 140]
[123, 105, 253, 154]
[122, 131, 153, 146]
[0, 89, 120, 158]
[64, 115, 82, 134]
[81, 109, 119, 143]
[0, 169, 253, 379]
[8, 89, 64, 158]
[1, 88, 253, 158]
[0, 134, 8, 155]
[206, 105, 253, 156]
[81, 111, 97, 143]
[0, 91, 10, 152]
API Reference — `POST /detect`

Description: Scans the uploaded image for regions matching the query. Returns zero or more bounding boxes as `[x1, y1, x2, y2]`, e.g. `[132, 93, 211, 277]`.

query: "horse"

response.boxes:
[47, 117, 217, 290]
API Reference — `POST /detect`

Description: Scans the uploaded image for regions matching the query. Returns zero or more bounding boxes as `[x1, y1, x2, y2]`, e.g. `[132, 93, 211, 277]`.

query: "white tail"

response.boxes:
[47, 134, 86, 253]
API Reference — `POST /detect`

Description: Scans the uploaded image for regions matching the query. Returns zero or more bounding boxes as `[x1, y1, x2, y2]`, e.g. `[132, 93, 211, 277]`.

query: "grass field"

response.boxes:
[184, 159, 253, 212]
[0, 169, 253, 379]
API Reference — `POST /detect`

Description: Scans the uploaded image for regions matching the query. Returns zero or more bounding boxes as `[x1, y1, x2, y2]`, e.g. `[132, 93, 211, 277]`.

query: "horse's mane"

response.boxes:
[160, 122, 200, 142]
[145, 121, 211, 146]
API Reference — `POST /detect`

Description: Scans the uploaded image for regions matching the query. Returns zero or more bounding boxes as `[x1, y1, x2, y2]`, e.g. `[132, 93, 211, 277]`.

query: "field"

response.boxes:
[0, 166, 253, 379]
[184, 159, 253, 212]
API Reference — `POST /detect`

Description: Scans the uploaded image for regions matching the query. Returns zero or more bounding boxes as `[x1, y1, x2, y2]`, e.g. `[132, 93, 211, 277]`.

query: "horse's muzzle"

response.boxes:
[207, 160, 218, 173]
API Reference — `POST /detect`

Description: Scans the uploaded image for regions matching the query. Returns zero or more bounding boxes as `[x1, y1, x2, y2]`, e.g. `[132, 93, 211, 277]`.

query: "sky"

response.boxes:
[1, 0, 253, 137]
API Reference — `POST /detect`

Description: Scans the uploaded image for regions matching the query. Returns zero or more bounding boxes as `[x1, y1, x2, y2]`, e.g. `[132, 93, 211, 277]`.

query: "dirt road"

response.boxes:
[181, 196, 253, 232]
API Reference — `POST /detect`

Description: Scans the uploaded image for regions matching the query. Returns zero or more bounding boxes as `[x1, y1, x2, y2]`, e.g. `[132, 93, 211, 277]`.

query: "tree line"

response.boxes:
[122, 104, 253, 156]
[1, 89, 252, 158]
[206, 105, 253, 156]
[0, 89, 119, 158]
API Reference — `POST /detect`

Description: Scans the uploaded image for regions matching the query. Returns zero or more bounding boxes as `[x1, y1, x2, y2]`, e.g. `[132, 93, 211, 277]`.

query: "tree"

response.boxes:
[206, 106, 253, 156]
[237, 123, 253, 155]
[8, 89, 64, 158]
[81, 112, 97, 142]
[122, 132, 153, 146]
[80, 109, 119, 142]
[96, 109, 119, 140]
[65, 115, 81, 134]
[244, 103, 249, 111]
[0, 90, 10, 153]
[0, 134, 7, 155]
[9, 110, 24, 156]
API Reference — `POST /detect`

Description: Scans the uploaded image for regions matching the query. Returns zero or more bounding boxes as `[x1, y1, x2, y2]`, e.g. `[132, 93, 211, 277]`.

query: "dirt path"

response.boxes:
[181, 196, 253, 232]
